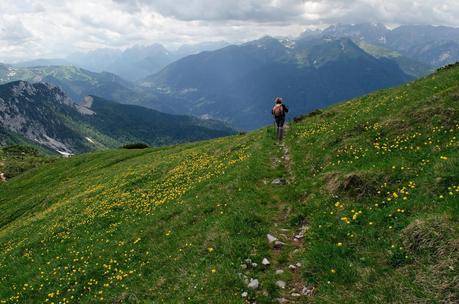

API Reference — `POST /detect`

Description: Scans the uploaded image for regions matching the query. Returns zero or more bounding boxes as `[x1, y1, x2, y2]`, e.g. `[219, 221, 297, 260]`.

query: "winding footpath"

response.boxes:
[242, 125, 315, 303]
[270, 136, 314, 303]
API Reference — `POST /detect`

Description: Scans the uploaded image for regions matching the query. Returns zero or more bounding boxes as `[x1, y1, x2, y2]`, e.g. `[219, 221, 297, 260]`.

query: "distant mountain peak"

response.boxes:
[280, 38, 296, 49]
[244, 35, 282, 46]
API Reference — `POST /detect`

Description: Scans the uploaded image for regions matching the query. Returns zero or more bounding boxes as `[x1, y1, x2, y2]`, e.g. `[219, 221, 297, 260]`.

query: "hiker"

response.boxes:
[272, 97, 288, 140]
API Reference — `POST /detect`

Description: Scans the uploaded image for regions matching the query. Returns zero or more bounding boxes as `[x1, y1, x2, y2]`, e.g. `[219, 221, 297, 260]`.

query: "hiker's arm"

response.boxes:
[284, 105, 289, 113]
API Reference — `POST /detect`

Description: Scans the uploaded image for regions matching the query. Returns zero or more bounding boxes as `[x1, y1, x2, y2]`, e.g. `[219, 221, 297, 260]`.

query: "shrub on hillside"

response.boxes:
[121, 143, 149, 150]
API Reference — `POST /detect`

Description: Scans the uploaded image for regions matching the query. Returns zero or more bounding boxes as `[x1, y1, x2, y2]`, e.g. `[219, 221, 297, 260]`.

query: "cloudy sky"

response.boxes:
[1, 0, 459, 61]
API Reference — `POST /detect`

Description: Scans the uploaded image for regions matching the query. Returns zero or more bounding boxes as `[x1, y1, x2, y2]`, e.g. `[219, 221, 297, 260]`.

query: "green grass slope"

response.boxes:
[357, 41, 433, 78]
[287, 63, 459, 303]
[0, 64, 458, 303]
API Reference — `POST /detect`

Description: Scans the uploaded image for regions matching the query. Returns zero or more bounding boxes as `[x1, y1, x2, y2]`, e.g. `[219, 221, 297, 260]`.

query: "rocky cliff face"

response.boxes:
[0, 81, 92, 154]
[0, 81, 235, 154]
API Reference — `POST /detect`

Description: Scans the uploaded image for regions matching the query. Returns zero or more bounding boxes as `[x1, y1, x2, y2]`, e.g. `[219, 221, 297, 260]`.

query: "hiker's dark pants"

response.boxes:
[275, 116, 285, 140]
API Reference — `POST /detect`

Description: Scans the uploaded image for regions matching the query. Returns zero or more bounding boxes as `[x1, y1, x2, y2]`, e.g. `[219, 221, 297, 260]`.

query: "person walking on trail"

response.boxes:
[272, 97, 289, 140]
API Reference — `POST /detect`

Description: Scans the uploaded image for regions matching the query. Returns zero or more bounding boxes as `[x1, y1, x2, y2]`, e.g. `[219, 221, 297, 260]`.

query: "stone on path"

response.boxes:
[248, 278, 259, 289]
[267, 234, 278, 243]
[301, 286, 315, 296]
[288, 264, 297, 271]
[262, 258, 270, 266]
[276, 298, 288, 303]
[274, 240, 285, 249]
[271, 178, 287, 186]
[294, 225, 309, 241]
[276, 280, 286, 289]
[291, 293, 301, 297]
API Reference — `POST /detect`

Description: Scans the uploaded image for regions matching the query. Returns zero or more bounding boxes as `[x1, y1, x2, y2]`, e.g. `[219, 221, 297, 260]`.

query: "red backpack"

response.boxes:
[273, 104, 284, 117]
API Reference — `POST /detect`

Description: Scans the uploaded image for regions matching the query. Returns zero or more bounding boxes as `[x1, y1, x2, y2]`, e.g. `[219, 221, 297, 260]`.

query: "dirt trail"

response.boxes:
[270, 125, 314, 303]
[241, 125, 313, 303]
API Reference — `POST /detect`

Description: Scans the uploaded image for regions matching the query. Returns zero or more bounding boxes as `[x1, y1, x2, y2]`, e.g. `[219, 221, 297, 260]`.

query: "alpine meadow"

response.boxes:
[1, 1, 459, 303]
[1, 62, 458, 303]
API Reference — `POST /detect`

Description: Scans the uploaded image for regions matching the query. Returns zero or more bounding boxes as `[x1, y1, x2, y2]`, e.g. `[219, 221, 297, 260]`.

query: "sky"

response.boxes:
[1, 0, 459, 61]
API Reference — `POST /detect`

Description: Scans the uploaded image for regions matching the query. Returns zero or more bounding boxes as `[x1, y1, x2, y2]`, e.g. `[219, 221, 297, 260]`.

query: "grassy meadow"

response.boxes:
[0, 64, 458, 303]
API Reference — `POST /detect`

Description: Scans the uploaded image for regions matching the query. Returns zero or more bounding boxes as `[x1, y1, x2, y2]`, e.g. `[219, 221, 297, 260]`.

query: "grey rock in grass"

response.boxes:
[262, 258, 270, 266]
[241, 291, 248, 298]
[294, 225, 308, 240]
[272, 178, 287, 185]
[301, 286, 315, 296]
[267, 234, 278, 243]
[276, 280, 286, 289]
[296, 262, 302, 268]
[275, 269, 284, 275]
[248, 278, 259, 289]
[291, 293, 301, 297]
[276, 298, 288, 303]
[251, 262, 258, 268]
[288, 264, 297, 271]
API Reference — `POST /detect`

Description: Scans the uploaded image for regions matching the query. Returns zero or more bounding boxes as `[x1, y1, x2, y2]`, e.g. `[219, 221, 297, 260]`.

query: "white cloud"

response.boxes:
[114, 0, 305, 22]
[0, 0, 458, 61]
[0, 16, 33, 45]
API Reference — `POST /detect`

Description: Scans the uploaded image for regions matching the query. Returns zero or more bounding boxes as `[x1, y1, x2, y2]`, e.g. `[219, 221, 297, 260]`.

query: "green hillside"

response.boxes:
[0, 64, 133, 102]
[0, 81, 235, 154]
[0, 64, 458, 303]
[357, 41, 433, 78]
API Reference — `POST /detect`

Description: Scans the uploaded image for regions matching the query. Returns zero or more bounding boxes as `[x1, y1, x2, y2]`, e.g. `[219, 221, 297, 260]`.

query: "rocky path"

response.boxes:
[241, 126, 314, 303]
[0, 160, 6, 182]
[270, 138, 313, 303]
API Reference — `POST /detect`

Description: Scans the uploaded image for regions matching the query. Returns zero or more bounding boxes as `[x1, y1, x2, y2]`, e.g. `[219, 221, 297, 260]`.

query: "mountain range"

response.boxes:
[15, 23, 459, 85]
[310, 23, 459, 69]
[141, 36, 412, 129]
[0, 81, 234, 154]
[3, 23, 459, 133]
[1, 36, 415, 131]
[16, 41, 230, 82]
[0, 64, 137, 103]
